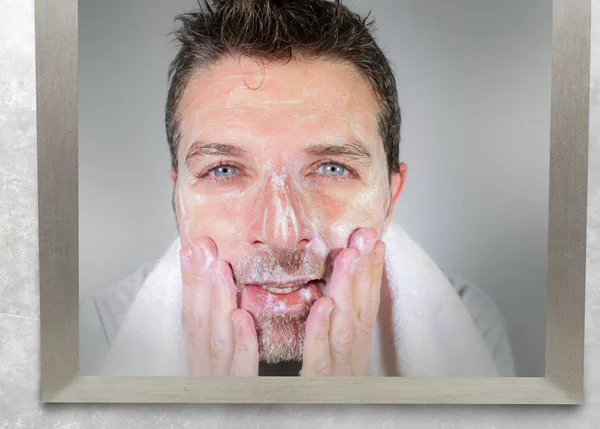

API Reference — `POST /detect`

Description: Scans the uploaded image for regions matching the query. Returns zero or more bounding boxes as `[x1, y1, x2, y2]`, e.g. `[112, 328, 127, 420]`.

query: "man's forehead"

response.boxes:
[177, 57, 380, 154]
[180, 56, 376, 117]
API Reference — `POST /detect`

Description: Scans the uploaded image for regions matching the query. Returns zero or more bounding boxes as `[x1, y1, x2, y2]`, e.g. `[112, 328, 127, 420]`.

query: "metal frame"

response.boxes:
[37, 0, 590, 404]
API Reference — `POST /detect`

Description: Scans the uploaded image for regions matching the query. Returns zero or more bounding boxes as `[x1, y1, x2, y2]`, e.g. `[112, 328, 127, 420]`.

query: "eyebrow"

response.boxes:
[185, 141, 250, 165]
[303, 142, 373, 164]
[184, 140, 373, 167]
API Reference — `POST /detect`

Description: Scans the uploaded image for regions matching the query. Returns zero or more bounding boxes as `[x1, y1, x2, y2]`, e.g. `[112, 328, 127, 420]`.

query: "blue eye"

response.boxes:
[318, 163, 347, 177]
[212, 165, 238, 177]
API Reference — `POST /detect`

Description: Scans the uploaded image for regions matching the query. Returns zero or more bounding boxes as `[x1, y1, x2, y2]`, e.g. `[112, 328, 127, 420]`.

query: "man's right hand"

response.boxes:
[180, 238, 259, 376]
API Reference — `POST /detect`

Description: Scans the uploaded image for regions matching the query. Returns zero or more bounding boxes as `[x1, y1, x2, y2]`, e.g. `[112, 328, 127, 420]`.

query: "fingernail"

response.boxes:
[366, 237, 377, 252]
[357, 236, 377, 253]
[192, 241, 204, 260]
[374, 242, 386, 264]
[349, 257, 359, 274]
[320, 302, 333, 315]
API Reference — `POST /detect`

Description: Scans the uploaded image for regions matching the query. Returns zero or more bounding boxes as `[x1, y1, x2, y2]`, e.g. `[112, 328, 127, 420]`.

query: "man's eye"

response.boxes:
[317, 163, 347, 177]
[211, 165, 238, 177]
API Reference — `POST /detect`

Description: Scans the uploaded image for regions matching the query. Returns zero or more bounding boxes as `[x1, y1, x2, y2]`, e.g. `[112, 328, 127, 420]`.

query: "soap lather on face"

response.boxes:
[172, 55, 398, 363]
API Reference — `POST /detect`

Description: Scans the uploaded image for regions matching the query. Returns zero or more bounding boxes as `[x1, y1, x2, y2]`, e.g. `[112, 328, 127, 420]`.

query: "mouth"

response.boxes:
[244, 278, 323, 295]
[238, 277, 324, 318]
[239, 276, 326, 318]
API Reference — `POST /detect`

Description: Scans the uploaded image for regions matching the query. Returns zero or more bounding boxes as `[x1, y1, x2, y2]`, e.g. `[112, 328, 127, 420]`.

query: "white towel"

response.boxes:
[100, 221, 499, 377]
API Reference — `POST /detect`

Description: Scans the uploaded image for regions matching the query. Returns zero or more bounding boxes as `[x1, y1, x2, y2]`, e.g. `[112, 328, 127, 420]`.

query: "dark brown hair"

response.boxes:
[165, 0, 401, 178]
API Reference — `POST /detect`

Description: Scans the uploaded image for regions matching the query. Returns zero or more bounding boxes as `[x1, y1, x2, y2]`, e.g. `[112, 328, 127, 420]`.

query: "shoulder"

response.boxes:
[79, 259, 158, 374]
[442, 270, 517, 377]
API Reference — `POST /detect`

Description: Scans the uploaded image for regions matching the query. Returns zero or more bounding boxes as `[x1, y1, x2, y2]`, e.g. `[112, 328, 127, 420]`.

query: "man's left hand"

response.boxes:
[300, 227, 386, 376]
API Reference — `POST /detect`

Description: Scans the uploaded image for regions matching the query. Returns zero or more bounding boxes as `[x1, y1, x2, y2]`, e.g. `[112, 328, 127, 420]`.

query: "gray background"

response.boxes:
[79, 0, 551, 377]
[1, 0, 600, 426]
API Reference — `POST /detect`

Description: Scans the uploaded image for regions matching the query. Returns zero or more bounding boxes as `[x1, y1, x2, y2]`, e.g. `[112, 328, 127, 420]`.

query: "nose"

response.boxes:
[247, 173, 314, 250]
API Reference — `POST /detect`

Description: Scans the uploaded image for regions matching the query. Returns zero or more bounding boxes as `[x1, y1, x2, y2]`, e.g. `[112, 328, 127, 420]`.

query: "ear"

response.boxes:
[382, 162, 408, 235]
[170, 169, 177, 186]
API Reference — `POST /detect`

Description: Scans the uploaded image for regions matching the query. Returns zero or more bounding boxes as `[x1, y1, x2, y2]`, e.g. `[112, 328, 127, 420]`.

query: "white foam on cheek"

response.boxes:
[353, 186, 380, 208]
[328, 189, 384, 246]
[177, 186, 191, 243]
[221, 189, 246, 202]
[178, 187, 187, 217]
[330, 220, 358, 247]
[177, 176, 208, 242]
[220, 219, 240, 237]
[183, 220, 191, 244]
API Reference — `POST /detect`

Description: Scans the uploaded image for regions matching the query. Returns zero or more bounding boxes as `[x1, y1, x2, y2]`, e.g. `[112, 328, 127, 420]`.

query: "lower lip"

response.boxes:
[240, 280, 324, 317]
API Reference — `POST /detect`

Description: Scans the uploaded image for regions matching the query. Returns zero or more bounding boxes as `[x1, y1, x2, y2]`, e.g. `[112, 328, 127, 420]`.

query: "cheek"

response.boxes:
[317, 188, 388, 248]
[177, 187, 244, 252]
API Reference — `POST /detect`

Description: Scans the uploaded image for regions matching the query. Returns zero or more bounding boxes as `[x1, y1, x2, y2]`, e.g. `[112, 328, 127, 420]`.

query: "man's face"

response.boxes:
[173, 55, 402, 363]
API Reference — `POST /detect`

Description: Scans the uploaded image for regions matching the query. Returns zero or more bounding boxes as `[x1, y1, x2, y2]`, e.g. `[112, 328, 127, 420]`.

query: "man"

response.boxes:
[80, 0, 516, 377]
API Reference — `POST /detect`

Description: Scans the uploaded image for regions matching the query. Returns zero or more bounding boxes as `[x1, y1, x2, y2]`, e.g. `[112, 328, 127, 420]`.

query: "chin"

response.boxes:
[239, 279, 327, 363]
[255, 313, 309, 364]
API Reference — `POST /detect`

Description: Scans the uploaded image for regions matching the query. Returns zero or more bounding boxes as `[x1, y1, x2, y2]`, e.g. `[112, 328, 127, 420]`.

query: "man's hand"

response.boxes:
[301, 228, 386, 376]
[180, 238, 259, 376]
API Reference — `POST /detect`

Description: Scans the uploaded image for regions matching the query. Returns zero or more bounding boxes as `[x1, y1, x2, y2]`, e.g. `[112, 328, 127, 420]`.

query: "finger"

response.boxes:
[229, 309, 259, 376]
[209, 258, 237, 376]
[369, 240, 386, 308]
[354, 239, 386, 375]
[328, 247, 360, 376]
[349, 228, 379, 309]
[353, 237, 385, 319]
[300, 297, 334, 376]
[349, 229, 380, 376]
[182, 240, 214, 376]
[180, 246, 197, 334]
